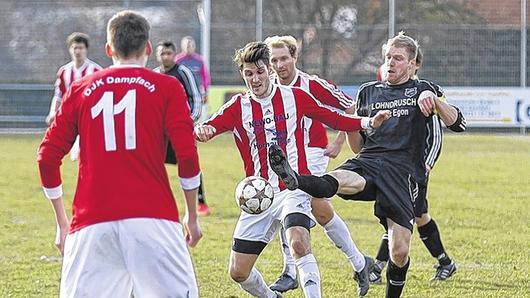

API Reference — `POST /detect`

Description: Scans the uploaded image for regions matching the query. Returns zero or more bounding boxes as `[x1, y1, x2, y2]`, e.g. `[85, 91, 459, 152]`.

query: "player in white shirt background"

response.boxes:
[45, 32, 102, 161]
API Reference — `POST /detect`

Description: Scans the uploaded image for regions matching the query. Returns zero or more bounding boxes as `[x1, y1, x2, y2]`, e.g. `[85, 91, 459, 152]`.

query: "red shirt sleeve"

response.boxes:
[294, 88, 362, 131]
[204, 94, 240, 137]
[308, 76, 354, 110]
[165, 80, 200, 181]
[37, 83, 80, 188]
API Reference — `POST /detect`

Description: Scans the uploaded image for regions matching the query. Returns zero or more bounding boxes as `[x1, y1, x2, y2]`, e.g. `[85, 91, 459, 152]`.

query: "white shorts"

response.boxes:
[306, 147, 329, 176]
[233, 189, 316, 243]
[306, 147, 331, 200]
[60, 218, 198, 298]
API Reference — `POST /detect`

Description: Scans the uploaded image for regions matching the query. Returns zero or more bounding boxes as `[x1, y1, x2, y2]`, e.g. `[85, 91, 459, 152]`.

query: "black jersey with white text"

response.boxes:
[355, 79, 442, 184]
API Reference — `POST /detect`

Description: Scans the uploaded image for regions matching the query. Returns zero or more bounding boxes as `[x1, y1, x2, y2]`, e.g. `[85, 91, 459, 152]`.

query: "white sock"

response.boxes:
[239, 267, 277, 297]
[279, 227, 297, 279]
[295, 254, 321, 298]
[323, 213, 366, 272]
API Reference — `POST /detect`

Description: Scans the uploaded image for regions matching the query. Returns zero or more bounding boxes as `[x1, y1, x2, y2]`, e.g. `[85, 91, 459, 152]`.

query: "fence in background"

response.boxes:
[0, 0, 529, 132]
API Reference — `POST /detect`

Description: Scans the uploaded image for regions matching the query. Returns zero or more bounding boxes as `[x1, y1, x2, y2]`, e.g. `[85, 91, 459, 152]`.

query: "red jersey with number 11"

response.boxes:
[37, 65, 201, 233]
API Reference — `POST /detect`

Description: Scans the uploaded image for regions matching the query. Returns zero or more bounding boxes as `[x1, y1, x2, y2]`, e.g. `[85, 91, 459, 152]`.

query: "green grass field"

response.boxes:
[0, 133, 529, 297]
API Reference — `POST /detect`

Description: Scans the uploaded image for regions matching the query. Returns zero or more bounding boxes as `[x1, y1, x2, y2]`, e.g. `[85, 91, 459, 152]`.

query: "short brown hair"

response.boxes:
[264, 35, 298, 58]
[383, 31, 419, 61]
[107, 10, 150, 58]
[66, 32, 89, 48]
[233, 42, 270, 70]
[157, 40, 177, 52]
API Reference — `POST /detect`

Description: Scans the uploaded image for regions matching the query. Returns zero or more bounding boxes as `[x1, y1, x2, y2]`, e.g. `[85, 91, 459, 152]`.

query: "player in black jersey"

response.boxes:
[268, 32, 442, 298]
[155, 40, 211, 216]
[369, 48, 466, 285]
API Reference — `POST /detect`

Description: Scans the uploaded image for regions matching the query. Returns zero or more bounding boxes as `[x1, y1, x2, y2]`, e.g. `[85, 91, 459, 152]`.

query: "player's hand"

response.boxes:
[55, 224, 69, 256]
[202, 95, 208, 104]
[194, 124, 216, 142]
[418, 90, 437, 117]
[324, 141, 342, 158]
[370, 110, 391, 128]
[183, 213, 202, 248]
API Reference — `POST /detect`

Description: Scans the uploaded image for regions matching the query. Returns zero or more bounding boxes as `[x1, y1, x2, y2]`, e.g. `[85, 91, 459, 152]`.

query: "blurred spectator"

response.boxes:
[175, 36, 211, 122]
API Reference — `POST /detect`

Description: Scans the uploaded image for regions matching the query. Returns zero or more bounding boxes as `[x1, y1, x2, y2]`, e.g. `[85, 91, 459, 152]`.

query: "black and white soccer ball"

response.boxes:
[235, 176, 274, 214]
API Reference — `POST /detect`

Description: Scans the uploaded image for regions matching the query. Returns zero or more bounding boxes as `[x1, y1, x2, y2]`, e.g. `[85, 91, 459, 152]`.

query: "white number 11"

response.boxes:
[91, 90, 136, 151]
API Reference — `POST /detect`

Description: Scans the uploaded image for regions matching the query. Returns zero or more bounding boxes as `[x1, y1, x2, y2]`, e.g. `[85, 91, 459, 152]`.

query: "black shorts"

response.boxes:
[335, 156, 419, 231]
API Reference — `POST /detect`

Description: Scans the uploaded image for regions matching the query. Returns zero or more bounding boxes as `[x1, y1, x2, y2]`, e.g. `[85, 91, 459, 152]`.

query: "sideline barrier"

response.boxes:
[2, 85, 529, 130]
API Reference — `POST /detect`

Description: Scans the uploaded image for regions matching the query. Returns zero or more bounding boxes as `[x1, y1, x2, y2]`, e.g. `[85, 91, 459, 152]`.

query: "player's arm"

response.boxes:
[307, 78, 356, 158]
[179, 65, 203, 122]
[344, 86, 368, 153]
[38, 86, 79, 254]
[346, 115, 365, 153]
[325, 105, 356, 158]
[324, 131, 345, 158]
[195, 95, 239, 142]
[46, 69, 66, 125]
[297, 88, 389, 132]
[50, 197, 69, 255]
[417, 81, 466, 132]
[437, 101, 466, 132]
[424, 115, 443, 173]
[165, 82, 202, 247]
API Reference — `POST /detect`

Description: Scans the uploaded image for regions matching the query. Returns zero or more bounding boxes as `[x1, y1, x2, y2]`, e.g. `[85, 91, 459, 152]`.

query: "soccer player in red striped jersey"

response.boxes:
[46, 32, 102, 125]
[265, 35, 374, 296]
[195, 41, 390, 298]
[37, 11, 202, 297]
[46, 32, 103, 161]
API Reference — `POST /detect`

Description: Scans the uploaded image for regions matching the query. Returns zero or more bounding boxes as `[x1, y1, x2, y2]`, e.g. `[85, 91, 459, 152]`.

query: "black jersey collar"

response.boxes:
[384, 78, 415, 88]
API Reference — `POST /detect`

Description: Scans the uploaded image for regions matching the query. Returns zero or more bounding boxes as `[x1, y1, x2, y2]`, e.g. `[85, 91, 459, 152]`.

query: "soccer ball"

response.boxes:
[235, 176, 274, 214]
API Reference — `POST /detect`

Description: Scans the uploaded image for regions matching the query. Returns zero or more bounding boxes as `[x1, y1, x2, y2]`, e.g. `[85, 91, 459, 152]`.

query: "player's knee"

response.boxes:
[390, 245, 410, 266]
[315, 174, 340, 198]
[314, 212, 332, 226]
[289, 237, 310, 257]
[229, 266, 249, 283]
[286, 227, 311, 257]
[415, 213, 431, 227]
[311, 200, 334, 226]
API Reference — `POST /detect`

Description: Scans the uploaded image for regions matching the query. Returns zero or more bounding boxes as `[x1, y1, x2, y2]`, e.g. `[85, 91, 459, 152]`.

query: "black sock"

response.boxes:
[418, 219, 451, 266]
[386, 258, 410, 298]
[375, 232, 390, 263]
[297, 174, 339, 198]
[198, 174, 206, 204]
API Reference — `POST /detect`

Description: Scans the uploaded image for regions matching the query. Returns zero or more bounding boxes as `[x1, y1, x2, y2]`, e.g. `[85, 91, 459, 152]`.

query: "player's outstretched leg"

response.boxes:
[270, 227, 299, 293]
[268, 144, 340, 198]
[268, 144, 299, 190]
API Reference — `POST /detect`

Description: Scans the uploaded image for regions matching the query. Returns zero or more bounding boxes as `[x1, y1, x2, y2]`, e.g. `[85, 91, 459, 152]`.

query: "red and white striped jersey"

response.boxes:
[205, 84, 362, 192]
[54, 58, 102, 103]
[273, 69, 354, 148]
[38, 65, 200, 233]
